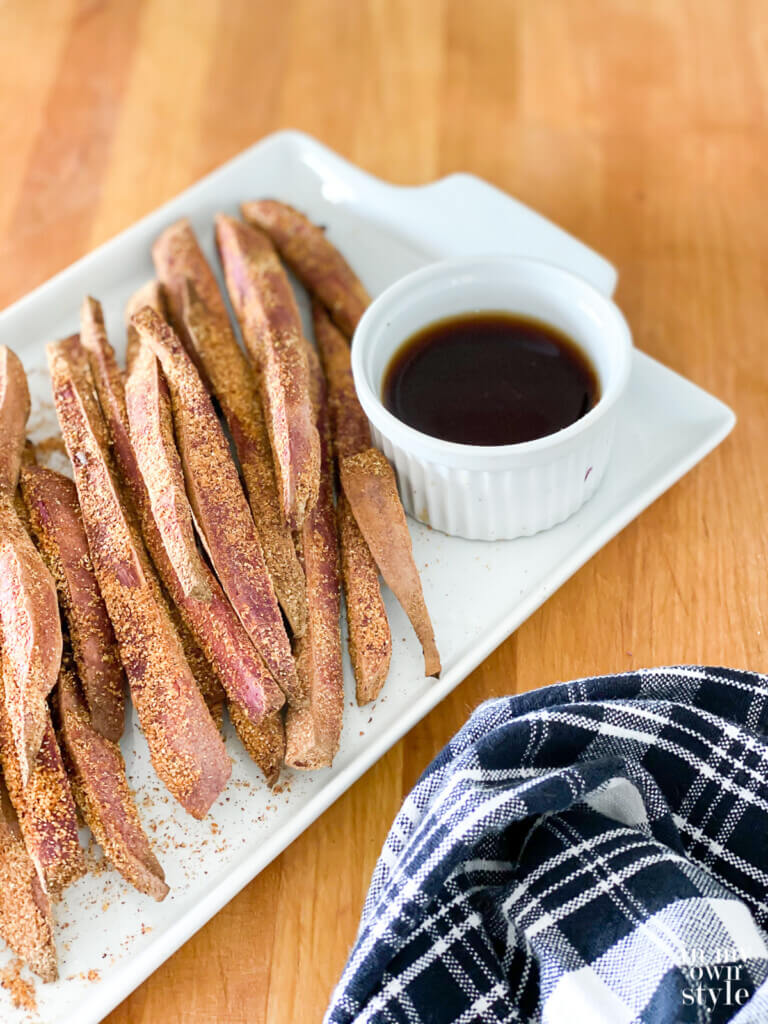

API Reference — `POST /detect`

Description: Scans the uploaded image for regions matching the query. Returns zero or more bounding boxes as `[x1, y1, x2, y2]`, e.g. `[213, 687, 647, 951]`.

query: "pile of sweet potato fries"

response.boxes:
[0, 203, 439, 981]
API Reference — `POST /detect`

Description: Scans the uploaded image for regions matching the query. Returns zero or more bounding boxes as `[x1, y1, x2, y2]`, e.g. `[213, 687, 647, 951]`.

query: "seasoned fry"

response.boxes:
[311, 301, 391, 702]
[183, 627, 225, 729]
[0, 770, 57, 982]
[125, 280, 166, 377]
[20, 465, 126, 742]
[0, 346, 62, 782]
[133, 307, 301, 705]
[153, 218, 228, 325]
[126, 345, 210, 602]
[0, 681, 85, 896]
[125, 339, 284, 732]
[0, 498, 62, 782]
[310, 296, 439, 677]
[79, 300, 126, 450]
[150, 221, 220, 388]
[57, 663, 168, 901]
[229, 706, 285, 788]
[241, 199, 370, 338]
[183, 279, 308, 638]
[48, 335, 231, 818]
[339, 449, 441, 678]
[14, 441, 36, 526]
[79, 299, 227, 726]
[0, 346, 31, 493]
[311, 300, 371, 459]
[337, 493, 392, 704]
[285, 344, 343, 769]
[215, 214, 320, 530]
[83, 296, 207, 603]
[152, 219, 307, 635]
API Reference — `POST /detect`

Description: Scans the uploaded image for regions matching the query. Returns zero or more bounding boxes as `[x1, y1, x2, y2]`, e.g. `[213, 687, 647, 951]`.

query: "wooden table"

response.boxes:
[1, 1, 764, 1020]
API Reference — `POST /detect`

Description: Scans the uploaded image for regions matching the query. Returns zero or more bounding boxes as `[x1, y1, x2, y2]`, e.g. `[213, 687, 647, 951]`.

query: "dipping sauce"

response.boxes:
[382, 312, 599, 446]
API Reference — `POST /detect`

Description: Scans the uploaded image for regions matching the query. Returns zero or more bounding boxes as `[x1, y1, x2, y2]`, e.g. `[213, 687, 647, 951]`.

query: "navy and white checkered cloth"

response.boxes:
[326, 667, 768, 1023]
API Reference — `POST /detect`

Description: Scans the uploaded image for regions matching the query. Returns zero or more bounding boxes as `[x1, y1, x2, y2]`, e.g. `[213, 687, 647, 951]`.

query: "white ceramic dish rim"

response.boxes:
[352, 253, 634, 470]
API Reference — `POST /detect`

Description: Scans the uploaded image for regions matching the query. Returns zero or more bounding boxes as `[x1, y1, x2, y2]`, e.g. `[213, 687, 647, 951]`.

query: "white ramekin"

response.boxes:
[350, 255, 633, 541]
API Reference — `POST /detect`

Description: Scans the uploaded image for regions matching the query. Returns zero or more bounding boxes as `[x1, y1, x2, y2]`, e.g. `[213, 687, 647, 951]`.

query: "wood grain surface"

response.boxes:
[1, 1, 765, 1020]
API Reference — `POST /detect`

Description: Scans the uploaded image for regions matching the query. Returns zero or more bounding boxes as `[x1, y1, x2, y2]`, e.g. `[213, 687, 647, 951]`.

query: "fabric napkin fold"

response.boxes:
[325, 667, 768, 1023]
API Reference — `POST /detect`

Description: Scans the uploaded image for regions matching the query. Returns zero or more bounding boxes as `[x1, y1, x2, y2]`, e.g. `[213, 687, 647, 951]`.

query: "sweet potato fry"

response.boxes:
[83, 296, 207, 604]
[152, 219, 307, 636]
[229, 706, 285, 788]
[0, 346, 31, 493]
[339, 449, 441, 678]
[20, 465, 126, 742]
[311, 301, 391, 702]
[125, 345, 210, 602]
[183, 628, 225, 729]
[215, 214, 320, 529]
[126, 284, 285, 741]
[241, 200, 370, 338]
[0, 496, 62, 783]
[78, 301, 124, 448]
[125, 280, 166, 377]
[0, 347, 62, 782]
[132, 307, 301, 705]
[0, 682, 85, 896]
[285, 344, 343, 770]
[150, 220, 222, 388]
[0, 770, 57, 982]
[151, 218, 229, 340]
[14, 441, 35, 526]
[337, 493, 391, 704]
[311, 300, 371, 459]
[57, 662, 168, 901]
[184, 279, 308, 637]
[79, 299, 227, 726]
[125, 340, 284, 732]
[48, 335, 230, 819]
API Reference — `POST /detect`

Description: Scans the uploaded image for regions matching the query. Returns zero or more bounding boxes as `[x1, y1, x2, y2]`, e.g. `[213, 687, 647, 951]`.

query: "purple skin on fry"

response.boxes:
[20, 465, 126, 743]
[311, 300, 392, 703]
[339, 448, 441, 679]
[48, 332, 231, 819]
[58, 665, 169, 901]
[214, 214, 320, 532]
[0, 770, 58, 982]
[0, 346, 62, 783]
[0, 686, 86, 898]
[80, 300, 227, 724]
[285, 344, 344, 770]
[152, 218, 307, 636]
[240, 199, 371, 339]
[124, 341, 284, 732]
[132, 306, 300, 707]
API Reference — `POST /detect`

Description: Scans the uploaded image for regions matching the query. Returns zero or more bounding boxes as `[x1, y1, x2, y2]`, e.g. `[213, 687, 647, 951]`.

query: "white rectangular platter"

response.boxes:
[0, 131, 735, 1024]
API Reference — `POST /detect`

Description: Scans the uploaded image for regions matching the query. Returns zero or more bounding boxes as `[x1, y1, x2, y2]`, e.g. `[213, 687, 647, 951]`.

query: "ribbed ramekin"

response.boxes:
[350, 255, 633, 541]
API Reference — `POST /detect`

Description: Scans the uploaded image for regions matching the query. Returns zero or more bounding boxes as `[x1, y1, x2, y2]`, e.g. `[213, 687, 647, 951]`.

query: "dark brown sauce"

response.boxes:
[382, 312, 599, 446]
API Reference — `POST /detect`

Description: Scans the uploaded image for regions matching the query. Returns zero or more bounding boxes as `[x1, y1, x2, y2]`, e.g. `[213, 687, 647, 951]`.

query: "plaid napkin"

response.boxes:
[325, 667, 768, 1023]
